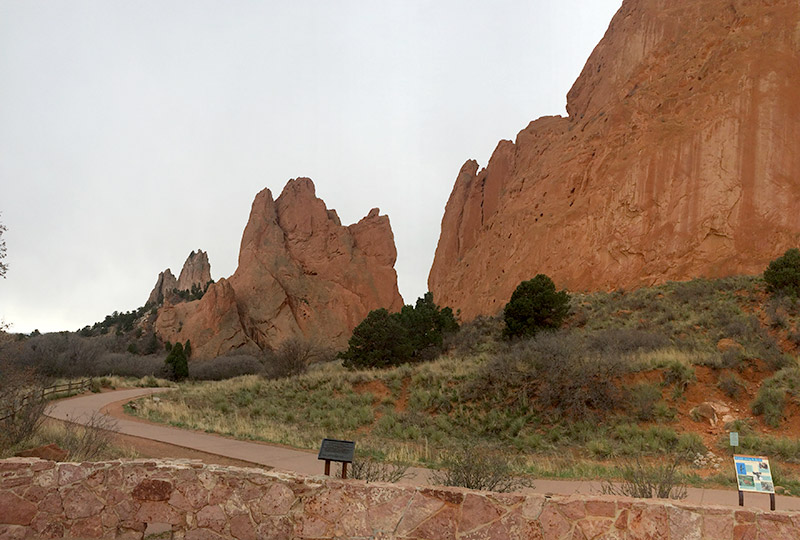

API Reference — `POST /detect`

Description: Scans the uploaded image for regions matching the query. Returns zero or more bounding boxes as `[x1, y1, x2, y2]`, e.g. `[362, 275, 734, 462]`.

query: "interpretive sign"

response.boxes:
[318, 439, 355, 463]
[318, 438, 355, 479]
[734, 455, 774, 494]
[734, 454, 776, 511]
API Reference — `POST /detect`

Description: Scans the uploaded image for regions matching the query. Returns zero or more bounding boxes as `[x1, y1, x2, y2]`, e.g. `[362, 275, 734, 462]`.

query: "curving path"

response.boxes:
[47, 388, 800, 511]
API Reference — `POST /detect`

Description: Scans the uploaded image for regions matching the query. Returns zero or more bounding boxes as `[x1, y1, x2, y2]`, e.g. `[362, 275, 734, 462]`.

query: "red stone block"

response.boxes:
[62, 485, 104, 520]
[69, 515, 104, 538]
[734, 510, 756, 523]
[0, 525, 27, 540]
[459, 493, 504, 533]
[539, 503, 571, 539]
[409, 505, 459, 540]
[256, 484, 294, 517]
[256, 516, 294, 540]
[558, 500, 587, 521]
[132, 479, 173, 501]
[733, 523, 757, 540]
[702, 514, 733, 539]
[578, 518, 614, 539]
[585, 500, 616, 518]
[0, 491, 37, 525]
[135, 500, 184, 526]
[0, 459, 34, 472]
[230, 514, 257, 540]
[196, 504, 227, 533]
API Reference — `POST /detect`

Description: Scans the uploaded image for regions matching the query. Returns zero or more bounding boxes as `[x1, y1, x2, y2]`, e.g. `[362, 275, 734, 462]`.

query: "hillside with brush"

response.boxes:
[127, 269, 800, 493]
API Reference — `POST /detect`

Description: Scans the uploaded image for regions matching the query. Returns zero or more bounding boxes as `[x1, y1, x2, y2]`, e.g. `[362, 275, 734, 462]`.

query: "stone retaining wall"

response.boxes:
[0, 457, 797, 539]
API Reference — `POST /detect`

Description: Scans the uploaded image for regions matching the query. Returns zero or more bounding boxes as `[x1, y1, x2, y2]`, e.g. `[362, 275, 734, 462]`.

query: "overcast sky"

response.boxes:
[0, 0, 622, 334]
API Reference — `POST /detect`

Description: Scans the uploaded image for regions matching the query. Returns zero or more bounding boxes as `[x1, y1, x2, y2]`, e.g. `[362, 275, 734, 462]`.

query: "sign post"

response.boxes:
[734, 454, 775, 511]
[318, 438, 355, 479]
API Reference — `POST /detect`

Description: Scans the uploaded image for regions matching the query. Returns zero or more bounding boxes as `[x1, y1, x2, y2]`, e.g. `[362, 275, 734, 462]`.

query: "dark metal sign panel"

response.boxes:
[318, 438, 355, 463]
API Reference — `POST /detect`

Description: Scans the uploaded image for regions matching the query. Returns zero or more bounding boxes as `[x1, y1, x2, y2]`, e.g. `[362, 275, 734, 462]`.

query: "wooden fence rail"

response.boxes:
[0, 378, 93, 423]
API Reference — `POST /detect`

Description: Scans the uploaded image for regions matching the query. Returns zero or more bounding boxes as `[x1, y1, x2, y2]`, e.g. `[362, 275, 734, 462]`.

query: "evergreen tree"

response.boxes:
[503, 274, 570, 339]
[339, 309, 412, 369]
[398, 292, 459, 359]
[164, 342, 188, 381]
[339, 293, 459, 369]
[764, 248, 800, 297]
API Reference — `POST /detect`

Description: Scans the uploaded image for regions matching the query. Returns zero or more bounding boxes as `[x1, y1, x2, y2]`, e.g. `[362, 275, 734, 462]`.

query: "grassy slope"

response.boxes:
[130, 275, 800, 491]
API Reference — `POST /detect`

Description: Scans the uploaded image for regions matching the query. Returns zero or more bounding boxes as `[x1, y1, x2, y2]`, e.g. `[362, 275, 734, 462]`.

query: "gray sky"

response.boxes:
[0, 1, 622, 334]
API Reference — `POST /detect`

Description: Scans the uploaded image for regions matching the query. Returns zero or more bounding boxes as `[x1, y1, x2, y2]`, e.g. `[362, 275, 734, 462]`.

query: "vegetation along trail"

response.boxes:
[47, 388, 800, 512]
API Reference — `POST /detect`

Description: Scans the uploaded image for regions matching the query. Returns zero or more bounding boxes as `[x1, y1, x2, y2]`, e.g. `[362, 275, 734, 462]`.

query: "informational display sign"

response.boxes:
[730, 432, 739, 447]
[734, 455, 774, 494]
[318, 438, 355, 463]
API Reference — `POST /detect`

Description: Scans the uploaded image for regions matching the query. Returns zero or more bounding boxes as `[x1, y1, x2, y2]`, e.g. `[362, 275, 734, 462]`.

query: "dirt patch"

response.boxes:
[395, 378, 410, 413]
[354, 380, 391, 402]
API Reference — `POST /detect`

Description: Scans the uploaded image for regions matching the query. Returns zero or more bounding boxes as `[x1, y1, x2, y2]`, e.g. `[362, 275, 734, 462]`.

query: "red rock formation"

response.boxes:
[429, 0, 800, 320]
[155, 178, 403, 359]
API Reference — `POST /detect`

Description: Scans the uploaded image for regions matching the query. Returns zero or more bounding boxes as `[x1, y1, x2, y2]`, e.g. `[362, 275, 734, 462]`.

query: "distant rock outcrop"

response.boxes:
[176, 250, 211, 292]
[429, 0, 800, 320]
[147, 250, 212, 306]
[155, 178, 403, 359]
[147, 270, 178, 306]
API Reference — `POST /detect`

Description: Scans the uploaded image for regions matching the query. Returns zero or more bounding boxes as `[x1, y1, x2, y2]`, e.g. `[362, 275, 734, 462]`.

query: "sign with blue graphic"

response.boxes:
[734, 455, 774, 494]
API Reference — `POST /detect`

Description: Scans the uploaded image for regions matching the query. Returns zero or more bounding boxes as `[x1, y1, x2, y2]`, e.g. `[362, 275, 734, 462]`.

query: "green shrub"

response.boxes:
[752, 386, 786, 428]
[503, 275, 570, 339]
[627, 383, 663, 422]
[751, 366, 800, 427]
[764, 248, 800, 296]
[717, 373, 745, 399]
[662, 361, 696, 394]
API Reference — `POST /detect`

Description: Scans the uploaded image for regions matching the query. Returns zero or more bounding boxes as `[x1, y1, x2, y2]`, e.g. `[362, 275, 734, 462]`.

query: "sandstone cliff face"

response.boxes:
[155, 178, 403, 359]
[429, 0, 800, 320]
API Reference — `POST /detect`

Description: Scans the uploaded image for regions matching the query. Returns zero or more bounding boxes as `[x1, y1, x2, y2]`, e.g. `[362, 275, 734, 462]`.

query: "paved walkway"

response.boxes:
[47, 388, 800, 512]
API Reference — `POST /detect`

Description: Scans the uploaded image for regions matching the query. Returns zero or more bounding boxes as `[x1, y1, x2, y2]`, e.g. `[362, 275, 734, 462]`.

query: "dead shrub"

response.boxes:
[0, 361, 50, 449]
[190, 355, 263, 380]
[264, 337, 334, 379]
[600, 456, 687, 499]
[431, 447, 532, 493]
[350, 454, 414, 483]
[59, 412, 120, 461]
[473, 331, 627, 420]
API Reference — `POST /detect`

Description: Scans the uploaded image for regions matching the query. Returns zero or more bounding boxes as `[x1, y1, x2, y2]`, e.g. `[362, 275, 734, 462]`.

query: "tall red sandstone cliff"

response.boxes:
[429, 0, 800, 320]
[155, 178, 403, 359]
